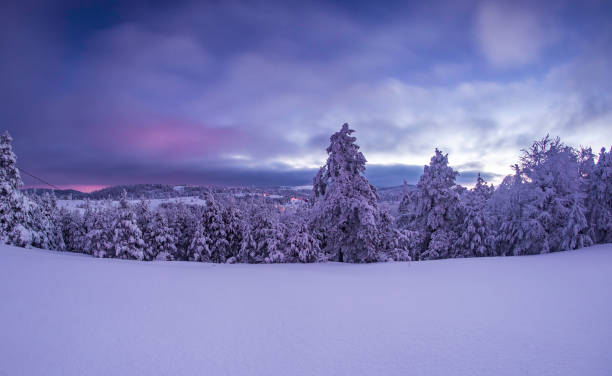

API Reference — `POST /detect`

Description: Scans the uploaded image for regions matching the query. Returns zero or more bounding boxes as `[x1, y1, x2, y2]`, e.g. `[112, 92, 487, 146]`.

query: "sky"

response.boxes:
[1, 0, 611, 191]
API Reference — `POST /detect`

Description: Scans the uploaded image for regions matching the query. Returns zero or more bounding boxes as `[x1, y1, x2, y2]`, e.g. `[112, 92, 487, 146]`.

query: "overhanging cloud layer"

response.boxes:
[1, 0, 611, 190]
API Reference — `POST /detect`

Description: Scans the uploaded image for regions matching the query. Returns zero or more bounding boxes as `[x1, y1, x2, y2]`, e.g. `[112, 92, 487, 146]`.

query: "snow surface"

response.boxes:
[1, 244, 611, 375]
[57, 196, 207, 212]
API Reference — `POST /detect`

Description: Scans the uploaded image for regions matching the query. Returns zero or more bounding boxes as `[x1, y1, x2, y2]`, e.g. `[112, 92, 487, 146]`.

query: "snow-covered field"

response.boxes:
[1, 244, 611, 376]
[57, 196, 207, 212]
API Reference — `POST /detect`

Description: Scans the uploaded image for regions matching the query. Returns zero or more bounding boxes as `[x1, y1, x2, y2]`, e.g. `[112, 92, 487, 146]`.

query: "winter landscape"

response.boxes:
[2, 0, 612, 375]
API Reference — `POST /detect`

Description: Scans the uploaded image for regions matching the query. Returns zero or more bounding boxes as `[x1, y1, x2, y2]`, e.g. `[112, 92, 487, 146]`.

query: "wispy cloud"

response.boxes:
[2, 0, 611, 189]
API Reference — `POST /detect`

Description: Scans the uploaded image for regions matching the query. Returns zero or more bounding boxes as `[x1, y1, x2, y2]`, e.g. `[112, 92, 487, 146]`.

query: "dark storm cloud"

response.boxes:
[1, 0, 611, 190]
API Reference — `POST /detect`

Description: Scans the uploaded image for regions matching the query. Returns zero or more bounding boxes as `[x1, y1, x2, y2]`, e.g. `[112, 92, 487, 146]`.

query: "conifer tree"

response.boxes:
[519, 136, 591, 251]
[87, 208, 114, 258]
[201, 190, 230, 263]
[112, 199, 145, 260]
[398, 149, 460, 260]
[455, 174, 494, 257]
[0, 131, 27, 244]
[492, 165, 548, 256]
[146, 211, 177, 260]
[311, 123, 385, 263]
[188, 221, 212, 262]
[589, 147, 612, 243]
[285, 219, 321, 263]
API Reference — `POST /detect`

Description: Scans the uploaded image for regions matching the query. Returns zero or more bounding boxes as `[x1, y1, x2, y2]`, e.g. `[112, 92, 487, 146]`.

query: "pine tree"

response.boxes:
[561, 198, 593, 250]
[146, 211, 177, 260]
[32, 192, 65, 251]
[285, 219, 321, 263]
[0, 131, 22, 192]
[311, 123, 385, 263]
[589, 147, 612, 243]
[492, 166, 549, 256]
[112, 203, 145, 260]
[239, 207, 285, 263]
[0, 131, 29, 245]
[86, 208, 114, 258]
[201, 191, 230, 263]
[398, 149, 460, 260]
[455, 174, 494, 257]
[188, 221, 212, 262]
[519, 136, 591, 252]
[378, 209, 412, 262]
[58, 207, 83, 252]
[222, 202, 244, 262]
[166, 203, 198, 260]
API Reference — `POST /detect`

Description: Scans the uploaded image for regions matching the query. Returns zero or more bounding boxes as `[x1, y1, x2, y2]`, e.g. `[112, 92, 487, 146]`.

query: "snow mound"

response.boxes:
[1, 244, 611, 375]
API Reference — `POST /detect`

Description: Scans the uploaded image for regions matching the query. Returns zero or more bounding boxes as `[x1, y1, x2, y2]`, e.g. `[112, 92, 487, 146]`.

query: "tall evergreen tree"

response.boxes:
[398, 149, 460, 260]
[589, 147, 612, 243]
[311, 123, 386, 263]
[188, 221, 212, 262]
[455, 174, 494, 257]
[285, 218, 321, 263]
[86, 208, 114, 258]
[145, 211, 177, 260]
[239, 207, 285, 263]
[0, 131, 44, 248]
[201, 191, 231, 263]
[519, 136, 591, 251]
[112, 200, 145, 260]
[492, 165, 549, 256]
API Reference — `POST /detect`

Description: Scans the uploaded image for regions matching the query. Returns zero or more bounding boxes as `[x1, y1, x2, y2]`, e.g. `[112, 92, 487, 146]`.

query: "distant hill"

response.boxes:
[22, 183, 411, 202]
[21, 188, 89, 200]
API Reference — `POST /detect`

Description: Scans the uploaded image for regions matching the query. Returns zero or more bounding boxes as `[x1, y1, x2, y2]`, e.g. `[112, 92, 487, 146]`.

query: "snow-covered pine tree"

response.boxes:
[145, 211, 177, 260]
[519, 136, 591, 252]
[455, 174, 494, 257]
[239, 207, 285, 263]
[86, 208, 114, 258]
[188, 221, 212, 262]
[397, 149, 460, 260]
[377, 208, 412, 262]
[58, 207, 83, 252]
[589, 147, 612, 243]
[167, 203, 198, 260]
[201, 190, 230, 263]
[222, 201, 244, 262]
[134, 198, 152, 232]
[32, 192, 65, 251]
[119, 189, 129, 209]
[112, 200, 145, 260]
[578, 147, 597, 242]
[311, 123, 385, 263]
[491, 165, 548, 256]
[0, 131, 31, 245]
[133, 199, 158, 260]
[76, 200, 96, 254]
[285, 218, 321, 263]
[0, 132, 21, 193]
[561, 198, 593, 250]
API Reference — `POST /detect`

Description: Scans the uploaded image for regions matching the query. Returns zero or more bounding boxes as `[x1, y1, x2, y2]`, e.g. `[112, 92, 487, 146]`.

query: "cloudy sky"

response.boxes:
[1, 0, 611, 191]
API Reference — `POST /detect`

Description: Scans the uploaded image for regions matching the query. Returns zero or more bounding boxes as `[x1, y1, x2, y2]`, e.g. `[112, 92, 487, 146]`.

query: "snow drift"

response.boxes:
[1, 243, 611, 375]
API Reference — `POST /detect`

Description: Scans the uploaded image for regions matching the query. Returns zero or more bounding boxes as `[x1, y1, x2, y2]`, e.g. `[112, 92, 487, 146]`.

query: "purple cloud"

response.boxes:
[1, 0, 611, 190]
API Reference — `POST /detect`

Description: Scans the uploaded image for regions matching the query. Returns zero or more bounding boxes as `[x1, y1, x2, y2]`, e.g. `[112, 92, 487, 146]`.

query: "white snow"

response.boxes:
[1, 243, 611, 375]
[57, 196, 207, 212]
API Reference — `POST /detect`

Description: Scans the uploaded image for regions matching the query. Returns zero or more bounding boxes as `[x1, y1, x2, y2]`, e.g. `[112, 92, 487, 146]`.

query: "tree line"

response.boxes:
[1, 125, 611, 263]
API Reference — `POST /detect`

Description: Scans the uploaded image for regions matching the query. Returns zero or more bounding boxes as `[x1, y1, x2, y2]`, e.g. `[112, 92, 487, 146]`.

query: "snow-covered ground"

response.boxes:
[1, 244, 611, 376]
[57, 196, 207, 212]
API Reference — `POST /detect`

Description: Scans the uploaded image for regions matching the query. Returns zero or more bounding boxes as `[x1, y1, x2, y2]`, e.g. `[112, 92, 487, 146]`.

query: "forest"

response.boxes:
[1, 124, 611, 263]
